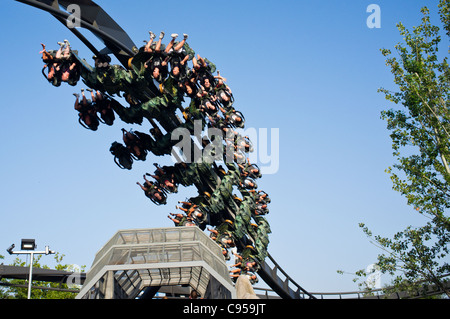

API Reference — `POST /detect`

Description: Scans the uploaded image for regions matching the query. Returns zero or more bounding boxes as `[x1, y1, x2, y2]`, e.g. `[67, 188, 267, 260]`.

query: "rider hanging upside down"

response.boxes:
[167, 213, 196, 227]
[40, 40, 80, 87]
[196, 87, 217, 114]
[143, 31, 171, 83]
[192, 54, 216, 86]
[92, 90, 115, 126]
[40, 43, 61, 86]
[73, 88, 100, 131]
[136, 175, 167, 205]
[148, 163, 178, 193]
[176, 200, 207, 229]
[166, 33, 191, 82]
[213, 71, 234, 109]
[121, 128, 147, 161]
[110, 141, 133, 170]
[238, 158, 261, 179]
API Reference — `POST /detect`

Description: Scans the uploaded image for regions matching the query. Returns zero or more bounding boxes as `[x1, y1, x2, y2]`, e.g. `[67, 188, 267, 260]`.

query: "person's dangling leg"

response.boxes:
[145, 31, 156, 52]
[155, 31, 165, 52]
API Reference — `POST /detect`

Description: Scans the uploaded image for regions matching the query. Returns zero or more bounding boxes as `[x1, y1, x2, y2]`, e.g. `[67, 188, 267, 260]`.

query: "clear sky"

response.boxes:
[0, 0, 445, 295]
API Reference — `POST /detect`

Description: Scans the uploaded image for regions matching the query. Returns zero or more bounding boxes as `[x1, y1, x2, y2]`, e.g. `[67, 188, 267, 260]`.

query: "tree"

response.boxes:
[0, 253, 84, 299]
[356, 1, 450, 298]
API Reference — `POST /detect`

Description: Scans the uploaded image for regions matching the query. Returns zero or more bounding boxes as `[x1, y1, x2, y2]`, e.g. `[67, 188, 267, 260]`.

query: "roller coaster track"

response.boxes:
[14, 0, 316, 299]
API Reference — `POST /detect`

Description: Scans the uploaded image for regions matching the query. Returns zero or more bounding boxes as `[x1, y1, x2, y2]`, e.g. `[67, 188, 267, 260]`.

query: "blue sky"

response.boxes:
[0, 0, 445, 294]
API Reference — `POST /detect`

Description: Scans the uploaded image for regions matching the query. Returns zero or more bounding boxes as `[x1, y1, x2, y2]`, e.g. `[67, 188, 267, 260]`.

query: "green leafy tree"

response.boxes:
[352, 1, 450, 298]
[1, 253, 84, 299]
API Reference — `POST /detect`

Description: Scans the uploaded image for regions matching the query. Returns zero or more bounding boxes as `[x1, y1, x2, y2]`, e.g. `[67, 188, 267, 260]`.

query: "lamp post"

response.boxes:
[6, 239, 56, 299]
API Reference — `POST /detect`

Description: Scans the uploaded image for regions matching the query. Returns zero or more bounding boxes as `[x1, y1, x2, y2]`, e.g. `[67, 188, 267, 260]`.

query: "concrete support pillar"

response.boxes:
[235, 275, 259, 299]
[104, 271, 114, 299]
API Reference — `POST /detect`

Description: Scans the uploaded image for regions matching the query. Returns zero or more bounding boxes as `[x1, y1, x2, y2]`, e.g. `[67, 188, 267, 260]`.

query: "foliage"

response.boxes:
[0, 253, 85, 299]
[342, 1, 450, 298]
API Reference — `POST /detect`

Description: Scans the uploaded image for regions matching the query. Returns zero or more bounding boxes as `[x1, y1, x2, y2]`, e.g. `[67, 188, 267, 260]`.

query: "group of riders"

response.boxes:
[40, 32, 271, 285]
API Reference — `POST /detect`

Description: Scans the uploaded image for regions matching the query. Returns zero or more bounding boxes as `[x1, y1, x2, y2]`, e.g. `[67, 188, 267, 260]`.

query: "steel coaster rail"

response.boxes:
[14, 0, 315, 299]
[258, 253, 316, 299]
[15, 0, 135, 66]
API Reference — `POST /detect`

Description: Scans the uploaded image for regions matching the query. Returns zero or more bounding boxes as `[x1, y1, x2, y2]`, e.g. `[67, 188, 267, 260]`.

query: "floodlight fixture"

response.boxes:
[21, 239, 36, 251]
